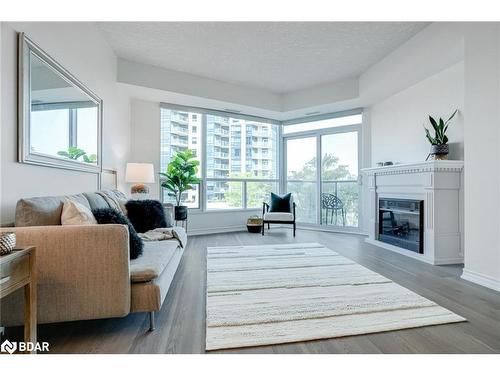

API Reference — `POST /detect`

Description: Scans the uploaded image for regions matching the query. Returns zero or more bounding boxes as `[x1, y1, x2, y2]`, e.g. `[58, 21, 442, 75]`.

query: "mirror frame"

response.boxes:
[18, 32, 103, 174]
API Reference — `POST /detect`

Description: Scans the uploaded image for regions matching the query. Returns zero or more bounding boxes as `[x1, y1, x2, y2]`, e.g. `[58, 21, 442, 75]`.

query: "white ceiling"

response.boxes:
[97, 22, 428, 94]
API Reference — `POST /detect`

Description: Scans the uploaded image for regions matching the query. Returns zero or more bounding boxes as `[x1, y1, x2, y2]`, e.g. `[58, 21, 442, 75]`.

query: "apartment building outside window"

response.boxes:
[160, 105, 280, 210]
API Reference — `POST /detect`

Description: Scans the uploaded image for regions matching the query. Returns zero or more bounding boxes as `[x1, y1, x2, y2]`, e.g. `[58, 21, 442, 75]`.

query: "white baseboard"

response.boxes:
[433, 257, 465, 266]
[189, 225, 367, 237]
[365, 238, 434, 265]
[365, 238, 464, 265]
[461, 269, 500, 292]
[188, 225, 247, 236]
[297, 225, 367, 236]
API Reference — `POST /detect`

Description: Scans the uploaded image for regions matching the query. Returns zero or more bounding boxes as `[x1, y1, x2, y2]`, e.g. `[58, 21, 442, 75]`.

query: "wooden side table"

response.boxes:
[0, 247, 37, 353]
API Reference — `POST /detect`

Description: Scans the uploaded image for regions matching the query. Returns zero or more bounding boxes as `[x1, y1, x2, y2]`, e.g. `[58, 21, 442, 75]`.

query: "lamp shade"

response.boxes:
[125, 163, 155, 183]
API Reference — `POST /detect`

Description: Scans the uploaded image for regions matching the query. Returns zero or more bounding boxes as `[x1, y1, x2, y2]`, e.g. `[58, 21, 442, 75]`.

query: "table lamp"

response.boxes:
[125, 163, 155, 197]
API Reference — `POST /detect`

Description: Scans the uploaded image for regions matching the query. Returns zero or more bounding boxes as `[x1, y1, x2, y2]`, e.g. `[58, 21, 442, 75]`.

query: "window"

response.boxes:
[160, 108, 202, 208]
[160, 105, 280, 211]
[284, 111, 361, 228]
[205, 115, 279, 210]
[283, 113, 362, 134]
[30, 104, 98, 160]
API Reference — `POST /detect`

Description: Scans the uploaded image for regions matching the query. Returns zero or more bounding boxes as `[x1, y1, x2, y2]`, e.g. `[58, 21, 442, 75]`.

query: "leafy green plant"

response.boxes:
[82, 154, 97, 163]
[424, 110, 458, 145]
[160, 150, 201, 206]
[57, 147, 97, 163]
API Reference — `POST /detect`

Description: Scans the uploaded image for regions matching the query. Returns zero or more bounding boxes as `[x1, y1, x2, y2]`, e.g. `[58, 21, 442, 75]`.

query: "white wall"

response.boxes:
[461, 23, 500, 291]
[369, 62, 464, 164]
[1, 22, 131, 224]
[130, 99, 161, 199]
[362, 21, 500, 291]
[360, 23, 464, 106]
[119, 59, 282, 112]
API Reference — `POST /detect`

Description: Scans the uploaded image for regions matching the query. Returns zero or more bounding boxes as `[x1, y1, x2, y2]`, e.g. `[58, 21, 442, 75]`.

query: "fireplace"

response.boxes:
[378, 198, 424, 254]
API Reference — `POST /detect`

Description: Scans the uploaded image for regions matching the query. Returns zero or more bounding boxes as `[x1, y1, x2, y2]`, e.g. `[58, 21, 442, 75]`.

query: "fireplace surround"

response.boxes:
[362, 160, 464, 265]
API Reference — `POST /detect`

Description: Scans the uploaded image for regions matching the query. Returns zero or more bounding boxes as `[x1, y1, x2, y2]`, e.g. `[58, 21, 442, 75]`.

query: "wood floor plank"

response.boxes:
[4, 228, 500, 354]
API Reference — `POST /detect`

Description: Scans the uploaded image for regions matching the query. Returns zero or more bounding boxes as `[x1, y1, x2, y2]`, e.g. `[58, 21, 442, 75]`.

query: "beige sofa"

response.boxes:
[0, 191, 185, 331]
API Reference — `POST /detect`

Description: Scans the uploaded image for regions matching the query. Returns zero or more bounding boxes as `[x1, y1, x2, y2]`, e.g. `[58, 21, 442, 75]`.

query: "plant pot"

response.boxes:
[174, 205, 188, 221]
[430, 144, 449, 160]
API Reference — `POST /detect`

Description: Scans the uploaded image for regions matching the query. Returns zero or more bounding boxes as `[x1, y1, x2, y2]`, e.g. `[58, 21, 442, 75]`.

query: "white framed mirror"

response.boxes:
[18, 33, 102, 173]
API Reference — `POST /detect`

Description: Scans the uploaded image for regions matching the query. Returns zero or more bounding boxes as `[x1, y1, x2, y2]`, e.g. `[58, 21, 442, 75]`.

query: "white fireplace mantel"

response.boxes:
[361, 160, 464, 265]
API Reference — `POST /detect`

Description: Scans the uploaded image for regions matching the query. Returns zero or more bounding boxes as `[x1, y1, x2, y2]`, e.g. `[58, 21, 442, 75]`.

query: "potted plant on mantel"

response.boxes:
[424, 109, 458, 160]
[160, 150, 201, 221]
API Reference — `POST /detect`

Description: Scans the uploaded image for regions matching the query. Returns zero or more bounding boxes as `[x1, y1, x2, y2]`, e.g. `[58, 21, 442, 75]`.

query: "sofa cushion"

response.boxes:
[125, 200, 170, 233]
[83, 192, 110, 211]
[269, 192, 292, 213]
[97, 190, 128, 214]
[15, 194, 91, 227]
[61, 200, 97, 225]
[264, 212, 294, 221]
[130, 240, 180, 283]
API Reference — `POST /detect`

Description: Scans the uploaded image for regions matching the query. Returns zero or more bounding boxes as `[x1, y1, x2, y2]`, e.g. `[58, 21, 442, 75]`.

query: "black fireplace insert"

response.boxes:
[378, 198, 424, 254]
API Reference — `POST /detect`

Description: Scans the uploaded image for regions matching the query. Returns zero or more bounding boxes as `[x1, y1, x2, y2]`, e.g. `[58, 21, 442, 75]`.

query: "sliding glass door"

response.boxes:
[284, 121, 361, 230]
[286, 137, 318, 224]
[320, 131, 359, 228]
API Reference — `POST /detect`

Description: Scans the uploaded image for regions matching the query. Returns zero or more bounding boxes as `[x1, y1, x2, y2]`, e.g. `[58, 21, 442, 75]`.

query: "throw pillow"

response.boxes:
[92, 208, 143, 259]
[125, 200, 171, 233]
[61, 200, 97, 225]
[269, 192, 292, 213]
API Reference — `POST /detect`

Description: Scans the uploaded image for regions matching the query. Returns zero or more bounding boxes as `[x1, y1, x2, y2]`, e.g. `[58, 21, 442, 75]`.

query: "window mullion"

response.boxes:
[202, 112, 207, 212]
[243, 181, 247, 209]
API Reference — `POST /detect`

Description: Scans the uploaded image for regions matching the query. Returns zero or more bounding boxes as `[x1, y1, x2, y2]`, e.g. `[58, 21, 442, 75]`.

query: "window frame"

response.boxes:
[282, 111, 363, 230]
[160, 103, 362, 214]
[31, 102, 98, 153]
[160, 103, 281, 212]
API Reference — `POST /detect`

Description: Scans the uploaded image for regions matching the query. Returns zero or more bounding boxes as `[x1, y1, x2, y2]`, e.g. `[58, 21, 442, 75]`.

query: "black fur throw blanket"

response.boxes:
[125, 199, 170, 234]
[92, 208, 144, 259]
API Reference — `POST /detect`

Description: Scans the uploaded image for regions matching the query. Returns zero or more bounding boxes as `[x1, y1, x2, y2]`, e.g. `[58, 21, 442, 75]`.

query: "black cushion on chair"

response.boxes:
[92, 208, 143, 260]
[269, 193, 292, 213]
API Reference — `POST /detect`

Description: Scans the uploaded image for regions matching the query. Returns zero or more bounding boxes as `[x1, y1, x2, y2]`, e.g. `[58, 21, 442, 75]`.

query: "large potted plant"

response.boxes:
[424, 109, 458, 160]
[160, 150, 201, 221]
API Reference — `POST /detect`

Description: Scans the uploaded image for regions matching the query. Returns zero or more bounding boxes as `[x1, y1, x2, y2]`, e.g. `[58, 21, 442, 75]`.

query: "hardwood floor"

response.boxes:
[5, 229, 500, 353]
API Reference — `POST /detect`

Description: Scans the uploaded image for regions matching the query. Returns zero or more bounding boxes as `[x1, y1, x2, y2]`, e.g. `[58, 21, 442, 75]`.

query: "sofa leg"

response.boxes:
[149, 311, 156, 332]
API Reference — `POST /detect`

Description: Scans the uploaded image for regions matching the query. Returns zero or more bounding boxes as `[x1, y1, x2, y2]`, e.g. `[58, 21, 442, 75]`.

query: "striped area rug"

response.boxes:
[205, 243, 465, 351]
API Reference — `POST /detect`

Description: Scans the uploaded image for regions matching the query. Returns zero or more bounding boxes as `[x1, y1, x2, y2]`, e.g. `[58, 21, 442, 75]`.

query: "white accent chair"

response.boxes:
[262, 194, 296, 236]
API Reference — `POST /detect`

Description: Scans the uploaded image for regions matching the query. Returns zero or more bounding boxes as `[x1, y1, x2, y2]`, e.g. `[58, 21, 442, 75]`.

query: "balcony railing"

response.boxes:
[252, 131, 270, 137]
[214, 127, 230, 136]
[170, 125, 189, 135]
[170, 114, 189, 124]
[170, 137, 188, 146]
[286, 179, 359, 227]
[213, 140, 230, 147]
[213, 152, 229, 158]
[253, 142, 272, 148]
[213, 163, 229, 170]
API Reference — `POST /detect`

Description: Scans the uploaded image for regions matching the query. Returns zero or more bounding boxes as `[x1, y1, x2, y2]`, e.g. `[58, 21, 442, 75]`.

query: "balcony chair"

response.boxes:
[262, 193, 296, 237]
[321, 193, 346, 226]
